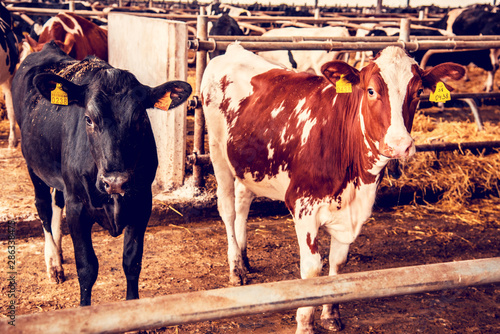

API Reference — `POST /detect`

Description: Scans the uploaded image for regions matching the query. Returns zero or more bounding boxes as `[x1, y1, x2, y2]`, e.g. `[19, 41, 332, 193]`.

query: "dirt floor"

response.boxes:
[1, 64, 499, 333]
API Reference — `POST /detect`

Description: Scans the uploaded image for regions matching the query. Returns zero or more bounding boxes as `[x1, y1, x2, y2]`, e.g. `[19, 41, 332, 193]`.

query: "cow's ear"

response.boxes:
[421, 62, 466, 92]
[150, 80, 192, 110]
[321, 60, 360, 87]
[33, 73, 86, 106]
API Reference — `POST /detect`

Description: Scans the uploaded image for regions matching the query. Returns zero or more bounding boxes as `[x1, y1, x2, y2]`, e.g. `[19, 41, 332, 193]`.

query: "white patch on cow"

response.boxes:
[374, 47, 416, 153]
[300, 118, 317, 146]
[331, 95, 338, 108]
[292, 98, 317, 146]
[271, 101, 285, 118]
[279, 125, 287, 145]
[267, 142, 274, 159]
[45, 13, 83, 37]
[295, 98, 307, 118]
[358, 96, 376, 156]
[322, 85, 333, 94]
[240, 165, 290, 201]
[294, 178, 380, 245]
[367, 156, 391, 175]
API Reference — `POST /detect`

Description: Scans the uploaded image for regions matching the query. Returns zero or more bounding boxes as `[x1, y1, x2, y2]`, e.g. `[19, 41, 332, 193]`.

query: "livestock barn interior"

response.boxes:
[0, 1, 499, 333]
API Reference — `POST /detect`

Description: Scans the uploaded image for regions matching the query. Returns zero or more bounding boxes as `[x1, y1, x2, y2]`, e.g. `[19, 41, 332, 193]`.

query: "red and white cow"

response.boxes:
[25, 12, 108, 61]
[200, 44, 465, 333]
[257, 26, 350, 75]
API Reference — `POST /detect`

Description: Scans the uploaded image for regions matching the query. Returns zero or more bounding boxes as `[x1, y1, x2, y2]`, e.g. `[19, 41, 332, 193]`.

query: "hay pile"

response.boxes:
[380, 108, 500, 208]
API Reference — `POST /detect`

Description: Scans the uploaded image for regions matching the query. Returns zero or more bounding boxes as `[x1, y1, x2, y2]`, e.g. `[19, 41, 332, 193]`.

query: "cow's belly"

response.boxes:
[238, 169, 290, 201]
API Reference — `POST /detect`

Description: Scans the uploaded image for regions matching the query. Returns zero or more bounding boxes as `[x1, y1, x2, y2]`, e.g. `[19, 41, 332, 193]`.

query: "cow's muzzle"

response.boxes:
[380, 136, 416, 159]
[98, 172, 130, 195]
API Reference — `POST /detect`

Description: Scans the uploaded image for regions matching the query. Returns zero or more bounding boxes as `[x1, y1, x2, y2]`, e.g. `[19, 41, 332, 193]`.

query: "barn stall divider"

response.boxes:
[107, 13, 189, 191]
[3, 258, 499, 333]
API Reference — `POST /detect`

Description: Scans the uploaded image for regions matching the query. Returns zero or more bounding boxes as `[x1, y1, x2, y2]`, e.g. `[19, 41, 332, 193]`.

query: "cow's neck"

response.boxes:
[286, 87, 390, 215]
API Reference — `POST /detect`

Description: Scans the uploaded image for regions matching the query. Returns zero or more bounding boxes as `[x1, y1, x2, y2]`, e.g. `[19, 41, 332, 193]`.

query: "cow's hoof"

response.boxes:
[229, 269, 246, 286]
[320, 318, 343, 332]
[48, 267, 65, 284]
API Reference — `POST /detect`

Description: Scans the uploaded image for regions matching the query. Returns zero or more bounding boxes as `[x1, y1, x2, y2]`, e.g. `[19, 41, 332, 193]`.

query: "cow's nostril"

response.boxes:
[100, 173, 129, 195]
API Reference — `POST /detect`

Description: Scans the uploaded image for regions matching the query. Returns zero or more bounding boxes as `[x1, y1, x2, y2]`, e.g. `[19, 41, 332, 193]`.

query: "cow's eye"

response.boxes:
[417, 88, 424, 97]
[85, 116, 93, 127]
[367, 88, 376, 97]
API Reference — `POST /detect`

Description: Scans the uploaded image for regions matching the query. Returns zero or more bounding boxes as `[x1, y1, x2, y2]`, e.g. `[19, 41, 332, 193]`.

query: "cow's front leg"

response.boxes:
[44, 188, 65, 283]
[66, 200, 98, 306]
[294, 217, 322, 334]
[320, 237, 349, 332]
[28, 169, 64, 283]
[122, 223, 147, 300]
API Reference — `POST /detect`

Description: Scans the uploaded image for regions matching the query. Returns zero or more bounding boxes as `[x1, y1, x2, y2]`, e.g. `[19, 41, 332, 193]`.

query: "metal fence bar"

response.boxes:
[416, 141, 500, 153]
[209, 35, 500, 42]
[189, 39, 500, 52]
[6, 7, 438, 24]
[4, 258, 499, 334]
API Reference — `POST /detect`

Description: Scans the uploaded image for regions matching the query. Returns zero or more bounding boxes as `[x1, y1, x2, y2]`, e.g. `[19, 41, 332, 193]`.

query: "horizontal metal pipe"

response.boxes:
[416, 141, 500, 152]
[6, 8, 436, 24]
[210, 35, 500, 42]
[191, 39, 500, 52]
[4, 258, 499, 334]
[420, 92, 500, 100]
[186, 139, 500, 166]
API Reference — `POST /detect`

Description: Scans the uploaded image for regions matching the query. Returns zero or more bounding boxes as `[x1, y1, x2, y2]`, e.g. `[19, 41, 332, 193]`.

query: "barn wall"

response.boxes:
[108, 13, 188, 191]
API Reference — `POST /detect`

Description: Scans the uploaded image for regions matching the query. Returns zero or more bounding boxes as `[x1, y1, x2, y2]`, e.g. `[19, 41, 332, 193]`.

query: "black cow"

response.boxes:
[428, 5, 500, 91]
[208, 12, 244, 58]
[12, 41, 192, 306]
[367, 27, 498, 91]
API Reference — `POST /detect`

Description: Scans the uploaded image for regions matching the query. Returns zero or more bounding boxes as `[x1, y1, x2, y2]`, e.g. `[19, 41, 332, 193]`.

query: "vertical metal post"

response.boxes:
[193, 10, 208, 189]
[314, 8, 320, 27]
[69, 0, 75, 12]
[399, 18, 411, 44]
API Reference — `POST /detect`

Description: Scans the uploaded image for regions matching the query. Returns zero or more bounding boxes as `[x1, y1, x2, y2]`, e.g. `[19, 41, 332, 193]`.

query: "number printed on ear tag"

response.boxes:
[429, 82, 451, 103]
[154, 92, 172, 111]
[336, 75, 352, 93]
[51, 83, 68, 105]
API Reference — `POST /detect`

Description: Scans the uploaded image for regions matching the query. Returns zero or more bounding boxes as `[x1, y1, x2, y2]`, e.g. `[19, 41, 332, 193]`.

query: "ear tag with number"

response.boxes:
[51, 83, 68, 105]
[429, 82, 451, 103]
[336, 75, 352, 93]
[154, 92, 172, 111]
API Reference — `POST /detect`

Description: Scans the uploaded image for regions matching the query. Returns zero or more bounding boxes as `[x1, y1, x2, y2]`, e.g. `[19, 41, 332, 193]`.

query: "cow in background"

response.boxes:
[13, 41, 191, 305]
[201, 43, 465, 333]
[8, 1, 100, 41]
[25, 12, 108, 61]
[208, 12, 244, 59]
[0, 3, 21, 148]
[427, 5, 500, 91]
[258, 26, 350, 75]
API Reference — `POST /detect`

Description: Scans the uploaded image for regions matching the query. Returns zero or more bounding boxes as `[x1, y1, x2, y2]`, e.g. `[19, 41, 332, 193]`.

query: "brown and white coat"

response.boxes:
[201, 43, 465, 333]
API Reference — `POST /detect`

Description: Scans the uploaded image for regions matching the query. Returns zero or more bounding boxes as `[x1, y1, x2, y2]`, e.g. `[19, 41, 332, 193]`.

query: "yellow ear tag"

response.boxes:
[154, 92, 172, 111]
[429, 82, 451, 103]
[51, 83, 68, 105]
[336, 75, 352, 93]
